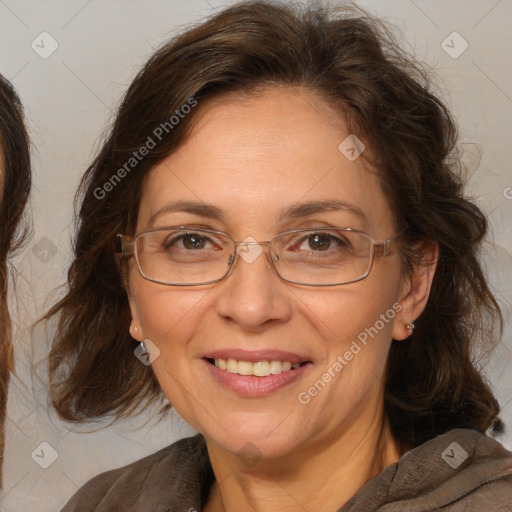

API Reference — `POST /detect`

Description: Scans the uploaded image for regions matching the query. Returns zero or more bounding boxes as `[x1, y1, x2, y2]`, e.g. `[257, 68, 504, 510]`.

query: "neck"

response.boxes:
[204, 404, 402, 512]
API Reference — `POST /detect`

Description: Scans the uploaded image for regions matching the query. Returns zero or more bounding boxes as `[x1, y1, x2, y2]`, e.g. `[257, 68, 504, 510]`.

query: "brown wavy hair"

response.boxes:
[46, 1, 503, 449]
[0, 74, 31, 486]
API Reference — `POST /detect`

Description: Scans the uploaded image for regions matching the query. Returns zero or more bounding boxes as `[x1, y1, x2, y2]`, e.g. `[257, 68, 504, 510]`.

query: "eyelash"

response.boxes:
[162, 230, 352, 253]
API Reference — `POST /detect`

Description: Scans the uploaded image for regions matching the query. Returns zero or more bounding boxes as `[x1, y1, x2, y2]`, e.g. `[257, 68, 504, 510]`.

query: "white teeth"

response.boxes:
[270, 360, 283, 375]
[253, 361, 270, 377]
[238, 361, 253, 376]
[213, 358, 302, 377]
[227, 359, 239, 373]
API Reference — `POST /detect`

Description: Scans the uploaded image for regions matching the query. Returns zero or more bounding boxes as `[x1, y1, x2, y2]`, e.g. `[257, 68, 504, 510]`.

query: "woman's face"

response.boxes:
[129, 87, 413, 459]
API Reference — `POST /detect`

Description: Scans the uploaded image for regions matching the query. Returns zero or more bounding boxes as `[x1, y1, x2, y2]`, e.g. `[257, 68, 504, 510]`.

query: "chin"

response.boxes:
[199, 414, 308, 462]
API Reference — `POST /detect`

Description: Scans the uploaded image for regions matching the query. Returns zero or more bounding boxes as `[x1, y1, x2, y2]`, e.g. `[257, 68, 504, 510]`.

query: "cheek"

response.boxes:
[297, 273, 401, 392]
[301, 278, 399, 343]
[311, 293, 398, 381]
[131, 281, 214, 420]
[133, 282, 211, 343]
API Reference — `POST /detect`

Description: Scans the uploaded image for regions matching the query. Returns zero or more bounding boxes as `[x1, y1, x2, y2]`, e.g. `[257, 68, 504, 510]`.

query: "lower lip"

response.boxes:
[204, 359, 311, 397]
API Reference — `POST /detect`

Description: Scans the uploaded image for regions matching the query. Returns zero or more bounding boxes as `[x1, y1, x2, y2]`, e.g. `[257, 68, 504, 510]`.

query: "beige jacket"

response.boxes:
[61, 428, 512, 511]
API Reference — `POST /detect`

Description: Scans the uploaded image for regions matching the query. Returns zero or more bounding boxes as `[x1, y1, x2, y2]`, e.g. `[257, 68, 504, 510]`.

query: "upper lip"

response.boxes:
[202, 349, 311, 364]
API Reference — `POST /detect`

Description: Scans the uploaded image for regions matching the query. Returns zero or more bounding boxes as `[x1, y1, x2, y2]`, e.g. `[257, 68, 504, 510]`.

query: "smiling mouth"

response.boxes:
[205, 358, 310, 377]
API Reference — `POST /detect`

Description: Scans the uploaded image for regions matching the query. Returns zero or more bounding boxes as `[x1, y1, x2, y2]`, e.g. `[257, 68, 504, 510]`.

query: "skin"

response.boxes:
[128, 86, 437, 511]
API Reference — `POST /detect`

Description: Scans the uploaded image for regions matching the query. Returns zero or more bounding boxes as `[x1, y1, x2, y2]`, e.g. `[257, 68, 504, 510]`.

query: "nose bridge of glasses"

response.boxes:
[235, 240, 272, 249]
[231, 239, 278, 268]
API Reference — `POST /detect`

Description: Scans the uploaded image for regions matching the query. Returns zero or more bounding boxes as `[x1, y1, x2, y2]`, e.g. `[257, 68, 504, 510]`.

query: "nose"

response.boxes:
[213, 241, 293, 332]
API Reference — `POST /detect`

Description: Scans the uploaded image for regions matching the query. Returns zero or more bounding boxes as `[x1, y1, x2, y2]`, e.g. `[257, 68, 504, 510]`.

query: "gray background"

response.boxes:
[1, 0, 511, 510]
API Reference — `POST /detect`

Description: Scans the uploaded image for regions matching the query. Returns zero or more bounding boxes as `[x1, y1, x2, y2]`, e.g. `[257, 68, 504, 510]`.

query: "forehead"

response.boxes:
[138, 86, 394, 235]
[186, 86, 348, 158]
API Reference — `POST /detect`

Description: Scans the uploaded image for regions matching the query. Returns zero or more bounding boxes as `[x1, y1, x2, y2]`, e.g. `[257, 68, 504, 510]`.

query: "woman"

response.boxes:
[0, 74, 31, 487]
[48, 2, 512, 510]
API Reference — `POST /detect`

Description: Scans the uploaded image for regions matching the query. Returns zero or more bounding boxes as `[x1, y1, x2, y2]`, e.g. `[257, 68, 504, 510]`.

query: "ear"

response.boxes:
[393, 242, 438, 341]
[127, 286, 144, 342]
[129, 317, 144, 341]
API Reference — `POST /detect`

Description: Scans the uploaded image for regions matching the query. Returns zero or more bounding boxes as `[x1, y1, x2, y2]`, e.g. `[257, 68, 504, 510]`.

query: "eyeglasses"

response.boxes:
[116, 226, 403, 287]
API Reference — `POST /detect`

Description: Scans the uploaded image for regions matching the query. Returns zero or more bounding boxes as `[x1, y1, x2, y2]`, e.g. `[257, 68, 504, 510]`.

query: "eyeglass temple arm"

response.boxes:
[375, 228, 407, 256]
[114, 234, 134, 257]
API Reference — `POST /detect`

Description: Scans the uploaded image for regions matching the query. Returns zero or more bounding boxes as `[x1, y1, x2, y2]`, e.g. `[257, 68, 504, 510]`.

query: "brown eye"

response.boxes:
[163, 233, 209, 251]
[307, 234, 331, 251]
[182, 234, 207, 250]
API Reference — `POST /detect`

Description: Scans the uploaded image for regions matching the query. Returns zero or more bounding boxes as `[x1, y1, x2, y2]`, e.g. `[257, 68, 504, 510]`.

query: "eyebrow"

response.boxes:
[147, 199, 367, 227]
[278, 199, 366, 223]
[148, 200, 225, 227]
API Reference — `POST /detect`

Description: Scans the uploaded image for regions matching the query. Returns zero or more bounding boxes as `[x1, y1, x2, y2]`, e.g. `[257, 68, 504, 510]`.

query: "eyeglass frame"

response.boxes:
[115, 225, 405, 287]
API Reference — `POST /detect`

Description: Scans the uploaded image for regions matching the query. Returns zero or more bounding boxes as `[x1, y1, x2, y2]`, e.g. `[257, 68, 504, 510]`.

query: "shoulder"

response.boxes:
[395, 429, 512, 511]
[60, 434, 210, 512]
[445, 476, 512, 511]
[442, 429, 512, 511]
[343, 428, 512, 511]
